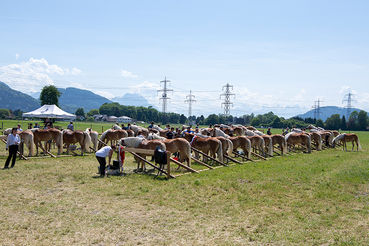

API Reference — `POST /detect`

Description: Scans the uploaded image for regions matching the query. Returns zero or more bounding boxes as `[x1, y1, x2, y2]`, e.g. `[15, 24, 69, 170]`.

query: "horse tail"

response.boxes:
[245, 138, 252, 159]
[260, 137, 265, 156]
[184, 140, 192, 166]
[83, 131, 91, 152]
[29, 133, 34, 156]
[217, 141, 223, 163]
[282, 137, 287, 154]
[226, 139, 233, 156]
[57, 131, 63, 155]
[306, 134, 311, 153]
[268, 138, 273, 157]
[317, 133, 322, 151]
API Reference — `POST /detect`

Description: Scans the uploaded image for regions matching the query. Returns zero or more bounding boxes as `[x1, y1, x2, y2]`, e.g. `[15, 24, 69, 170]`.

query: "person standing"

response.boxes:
[17, 124, 23, 132]
[3, 128, 21, 169]
[95, 145, 116, 177]
[67, 121, 74, 131]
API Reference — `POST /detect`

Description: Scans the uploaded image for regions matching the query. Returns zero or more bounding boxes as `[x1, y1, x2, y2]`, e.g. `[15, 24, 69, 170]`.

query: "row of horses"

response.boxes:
[115, 123, 361, 171]
[2, 124, 361, 171]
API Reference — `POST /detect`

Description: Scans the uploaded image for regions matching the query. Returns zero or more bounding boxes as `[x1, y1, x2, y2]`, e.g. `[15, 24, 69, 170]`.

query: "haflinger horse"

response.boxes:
[18, 130, 34, 157]
[247, 135, 265, 156]
[332, 133, 361, 151]
[119, 137, 166, 171]
[98, 129, 128, 149]
[271, 134, 287, 155]
[285, 132, 311, 153]
[32, 128, 63, 155]
[147, 133, 192, 167]
[182, 132, 223, 163]
[229, 136, 251, 159]
[62, 129, 91, 155]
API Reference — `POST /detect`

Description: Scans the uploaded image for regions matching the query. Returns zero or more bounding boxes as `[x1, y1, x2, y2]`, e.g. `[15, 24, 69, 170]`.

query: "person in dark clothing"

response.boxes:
[166, 127, 175, 139]
[267, 128, 272, 135]
[3, 128, 21, 169]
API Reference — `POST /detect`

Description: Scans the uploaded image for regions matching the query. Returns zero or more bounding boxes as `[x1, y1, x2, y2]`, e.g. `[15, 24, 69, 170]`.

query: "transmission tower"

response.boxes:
[342, 91, 356, 119]
[220, 83, 235, 116]
[312, 99, 322, 120]
[157, 77, 173, 113]
[185, 90, 196, 119]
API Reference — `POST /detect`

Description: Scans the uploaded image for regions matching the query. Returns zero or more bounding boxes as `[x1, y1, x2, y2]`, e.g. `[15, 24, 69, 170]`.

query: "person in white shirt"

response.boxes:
[95, 145, 116, 177]
[3, 128, 21, 169]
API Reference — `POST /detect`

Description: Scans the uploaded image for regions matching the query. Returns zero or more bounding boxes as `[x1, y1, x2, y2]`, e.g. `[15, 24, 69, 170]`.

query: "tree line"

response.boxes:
[1, 85, 368, 131]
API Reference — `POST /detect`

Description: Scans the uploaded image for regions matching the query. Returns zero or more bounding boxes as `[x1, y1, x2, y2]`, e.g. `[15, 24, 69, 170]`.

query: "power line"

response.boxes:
[342, 91, 356, 119]
[157, 76, 173, 114]
[220, 83, 235, 116]
[185, 90, 196, 119]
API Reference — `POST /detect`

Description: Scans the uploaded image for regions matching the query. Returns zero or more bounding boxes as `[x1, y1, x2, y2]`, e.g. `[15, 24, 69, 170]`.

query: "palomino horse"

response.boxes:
[285, 132, 311, 153]
[98, 129, 128, 149]
[147, 133, 192, 167]
[18, 130, 34, 157]
[182, 132, 223, 163]
[229, 136, 251, 159]
[120, 137, 166, 171]
[332, 133, 361, 151]
[62, 129, 91, 155]
[271, 134, 287, 155]
[247, 135, 265, 156]
[32, 128, 63, 155]
[85, 128, 99, 152]
[307, 132, 322, 151]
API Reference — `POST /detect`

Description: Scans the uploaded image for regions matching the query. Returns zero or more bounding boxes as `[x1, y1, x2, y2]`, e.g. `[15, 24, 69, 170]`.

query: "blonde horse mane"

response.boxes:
[120, 137, 145, 148]
[147, 133, 165, 141]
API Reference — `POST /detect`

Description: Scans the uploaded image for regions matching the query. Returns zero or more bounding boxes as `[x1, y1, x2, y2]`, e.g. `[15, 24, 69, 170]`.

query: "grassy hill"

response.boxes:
[0, 81, 40, 111]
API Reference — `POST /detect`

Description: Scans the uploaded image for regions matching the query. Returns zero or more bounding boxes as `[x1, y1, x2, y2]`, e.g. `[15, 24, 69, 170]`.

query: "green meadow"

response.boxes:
[0, 121, 367, 245]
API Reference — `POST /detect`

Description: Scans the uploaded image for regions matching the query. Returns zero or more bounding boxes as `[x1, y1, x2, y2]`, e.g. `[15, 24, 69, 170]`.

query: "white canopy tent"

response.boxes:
[22, 104, 76, 119]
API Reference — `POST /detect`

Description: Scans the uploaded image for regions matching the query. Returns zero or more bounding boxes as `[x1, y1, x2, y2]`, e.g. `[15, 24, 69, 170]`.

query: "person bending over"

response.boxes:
[95, 145, 116, 177]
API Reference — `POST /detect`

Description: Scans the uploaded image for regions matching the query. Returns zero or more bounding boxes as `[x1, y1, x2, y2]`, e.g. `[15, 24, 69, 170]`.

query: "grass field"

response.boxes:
[0, 123, 368, 245]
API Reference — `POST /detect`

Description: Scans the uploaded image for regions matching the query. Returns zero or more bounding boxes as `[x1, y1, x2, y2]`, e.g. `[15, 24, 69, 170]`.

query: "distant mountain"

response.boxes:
[296, 106, 364, 121]
[30, 92, 40, 99]
[112, 93, 151, 107]
[0, 81, 40, 111]
[57, 87, 112, 113]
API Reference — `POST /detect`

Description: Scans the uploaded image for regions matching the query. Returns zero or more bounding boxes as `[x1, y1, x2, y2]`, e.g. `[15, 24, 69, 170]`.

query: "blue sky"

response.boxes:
[1, 0, 369, 117]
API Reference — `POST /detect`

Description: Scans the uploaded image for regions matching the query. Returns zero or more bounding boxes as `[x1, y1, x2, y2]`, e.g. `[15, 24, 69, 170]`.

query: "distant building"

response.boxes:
[106, 116, 118, 122]
[117, 116, 133, 123]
